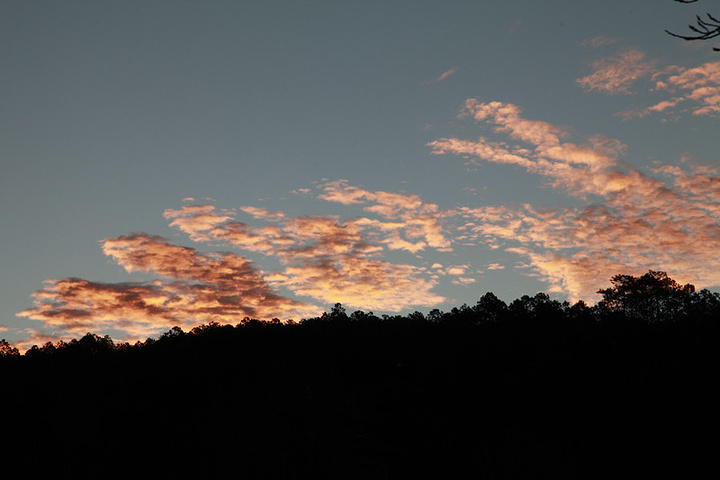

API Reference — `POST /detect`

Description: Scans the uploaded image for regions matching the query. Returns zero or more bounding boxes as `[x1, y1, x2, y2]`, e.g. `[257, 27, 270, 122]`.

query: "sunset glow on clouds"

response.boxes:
[652, 61, 720, 117]
[19, 183, 453, 345]
[577, 40, 720, 118]
[577, 48, 655, 95]
[163, 182, 449, 311]
[20, 94, 720, 344]
[16, 94, 720, 345]
[17, 234, 320, 344]
[4, 2, 719, 350]
[430, 100, 720, 301]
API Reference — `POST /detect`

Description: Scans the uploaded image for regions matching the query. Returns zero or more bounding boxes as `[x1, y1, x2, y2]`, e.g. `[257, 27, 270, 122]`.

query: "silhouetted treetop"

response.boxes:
[597, 270, 696, 321]
[4, 269, 720, 479]
[0, 338, 19, 357]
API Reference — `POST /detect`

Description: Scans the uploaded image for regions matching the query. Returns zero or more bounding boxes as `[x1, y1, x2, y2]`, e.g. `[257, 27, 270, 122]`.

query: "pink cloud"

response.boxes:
[239, 206, 286, 222]
[18, 234, 321, 342]
[316, 180, 451, 251]
[576, 48, 655, 94]
[422, 67, 458, 85]
[162, 205, 232, 241]
[613, 104, 670, 121]
[158, 188, 449, 312]
[276, 255, 443, 311]
[434, 67, 457, 83]
[583, 54, 720, 118]
[430, 100, 637, 201]
[433, 99, 720, 301]
[655, 60, 720, 116]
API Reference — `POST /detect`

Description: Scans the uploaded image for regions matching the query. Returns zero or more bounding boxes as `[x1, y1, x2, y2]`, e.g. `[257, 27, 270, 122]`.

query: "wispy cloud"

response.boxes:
[16, 87, 720, 347]
[18, 182, 456, 345]
[435, 67, 457, 83]
[577, 41, 720, 118]
[18, 234, 319, 339]
[576, 47, 655, 94]
[582, 36, 619, 48]
[424, 67, 457, 85]
[652, 60, 720, 117]
[163, 183, 449, 310]
[429, 99, 625, 199]
[317, 180, 452, 252]
[430, 99, 720, 301]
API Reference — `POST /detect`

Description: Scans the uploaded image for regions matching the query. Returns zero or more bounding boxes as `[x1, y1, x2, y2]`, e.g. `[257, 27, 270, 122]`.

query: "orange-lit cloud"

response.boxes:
[430, 100, 631, 200]
[12, 329, 73, 353]
[577, 48, 654, 94]
[18, 234, 322, 343]
[15, 179, 448, 337]
[434, 67, 457, 83]
[163, 205, 233, 241]
[432, 99, 720, 301]
[316, 180, 452, 251]
[162, 190, 448, 311]
[653, 60, 720, 117]
[422, 67, 457, 85]
[274, 255, 443, 311]
[577, 48, 720, 118]
[16, 86, 719, 350]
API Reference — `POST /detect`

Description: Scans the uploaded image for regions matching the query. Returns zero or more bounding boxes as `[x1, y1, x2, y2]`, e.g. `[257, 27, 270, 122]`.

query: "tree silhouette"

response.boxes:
[0, 338, 19, 356]
[667, 0, 720, 51]
[597, 270, 695, 321]
[5, 270, 720, 478]
[474, 292, 508, 323]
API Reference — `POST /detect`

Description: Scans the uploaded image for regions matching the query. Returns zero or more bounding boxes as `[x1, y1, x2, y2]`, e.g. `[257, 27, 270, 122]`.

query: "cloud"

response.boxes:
[653, 60, 720, 117]
[239, 206, 286, 222]
[13, 329, 72, 353]
[163, 205, 233, 241]
[434, 67, 457, 83]
[577, 47, 720, 118]
[423, 67, 457, 85]
[316, 180, 452, 251]
[576, 48, 655, 94]
[17, 92, 718, 348]
[276, 256, 443, 311]
[430, 100, 629, 200]
[445, 265, 468, 276]
[18, 234, 321, 342]
[163, 192, 448, 312]
[582, 36, 619, 48]
[432, 99, 720, 302]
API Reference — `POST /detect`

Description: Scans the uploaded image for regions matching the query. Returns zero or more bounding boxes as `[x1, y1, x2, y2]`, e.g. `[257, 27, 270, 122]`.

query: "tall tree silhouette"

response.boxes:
[597, 270, 695, 321]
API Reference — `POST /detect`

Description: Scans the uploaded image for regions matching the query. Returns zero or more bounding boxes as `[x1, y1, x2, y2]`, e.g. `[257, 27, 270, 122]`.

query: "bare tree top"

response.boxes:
[667, 0, 720, 51]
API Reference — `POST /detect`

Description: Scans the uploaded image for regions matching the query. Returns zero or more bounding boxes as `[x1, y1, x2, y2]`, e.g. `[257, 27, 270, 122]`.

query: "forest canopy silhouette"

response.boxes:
[3, 270, 720, 479]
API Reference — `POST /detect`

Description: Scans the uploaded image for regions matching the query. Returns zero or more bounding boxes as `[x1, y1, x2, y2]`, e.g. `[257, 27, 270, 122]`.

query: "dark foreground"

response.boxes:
[3, 298, 720, 478]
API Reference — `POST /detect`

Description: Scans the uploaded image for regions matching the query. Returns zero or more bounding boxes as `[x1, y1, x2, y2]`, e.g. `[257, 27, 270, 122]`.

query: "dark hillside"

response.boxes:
[3, 274, 720, 479]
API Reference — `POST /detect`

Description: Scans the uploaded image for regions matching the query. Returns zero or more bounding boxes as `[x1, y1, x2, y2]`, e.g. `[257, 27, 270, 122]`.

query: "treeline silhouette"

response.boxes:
[2, 271, 720, 479]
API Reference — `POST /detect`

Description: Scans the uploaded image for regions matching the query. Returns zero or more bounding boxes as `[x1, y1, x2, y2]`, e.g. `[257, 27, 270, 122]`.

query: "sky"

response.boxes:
[2, 0, 719, 350]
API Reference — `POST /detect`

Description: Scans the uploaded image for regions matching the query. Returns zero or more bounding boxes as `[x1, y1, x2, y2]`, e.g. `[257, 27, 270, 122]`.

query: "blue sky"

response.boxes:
[2, 0, 719, 349]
